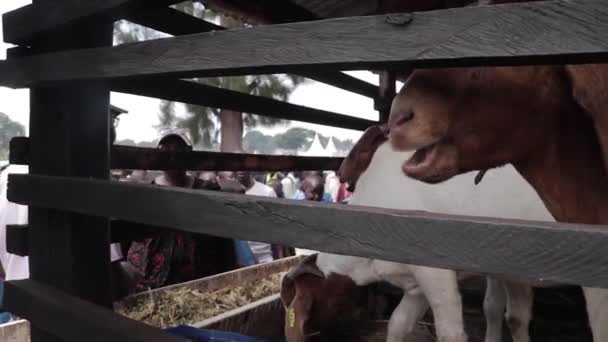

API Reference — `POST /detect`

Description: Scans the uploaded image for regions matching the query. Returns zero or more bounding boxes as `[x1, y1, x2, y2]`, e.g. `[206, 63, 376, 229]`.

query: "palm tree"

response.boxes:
[114, 2, 307, 152]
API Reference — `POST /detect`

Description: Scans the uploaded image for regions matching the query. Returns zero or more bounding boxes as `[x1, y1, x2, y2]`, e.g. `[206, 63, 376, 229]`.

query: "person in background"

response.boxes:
[127, 129, 235, 291]
[267, 179, 285, 198]
[0, 106, 133, 324]
[280, 171, 300, 199]
[237, 171, 277, 198]
[264, 171, 282, 185]
[253, 172, 266, 184]
[292, 171, 333, 203]
[301, 174, 326, 202]
[336, 182, 353, 203]
[324, 171, 341, 202]
[235, 171, 277, 265]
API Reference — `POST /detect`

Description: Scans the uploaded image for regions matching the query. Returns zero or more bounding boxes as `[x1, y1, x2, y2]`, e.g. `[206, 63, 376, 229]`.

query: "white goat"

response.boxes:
[315, 141, 554, 342]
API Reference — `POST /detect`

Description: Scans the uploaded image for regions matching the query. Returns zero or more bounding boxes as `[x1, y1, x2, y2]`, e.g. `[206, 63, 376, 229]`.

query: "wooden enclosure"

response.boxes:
[2, 0, 608, 341]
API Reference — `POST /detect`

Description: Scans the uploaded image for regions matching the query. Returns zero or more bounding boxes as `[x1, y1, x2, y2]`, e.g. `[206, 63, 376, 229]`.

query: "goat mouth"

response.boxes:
[403, 143, 439, 176]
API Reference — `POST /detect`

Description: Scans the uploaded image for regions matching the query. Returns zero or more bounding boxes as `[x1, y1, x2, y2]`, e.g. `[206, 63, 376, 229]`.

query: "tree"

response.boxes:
[272, 127, 313, 151]
[243, 131, 274, 154]
[243, 127, 356, 155]
[114, 2, 307, 152]
[0, 113, 25, 160]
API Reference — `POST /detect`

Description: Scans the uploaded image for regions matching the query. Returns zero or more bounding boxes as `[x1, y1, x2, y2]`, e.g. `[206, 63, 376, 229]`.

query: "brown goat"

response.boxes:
[337, 125, 389, 192]
[280, 255, 384, 342]
[387, 62, 608, 341]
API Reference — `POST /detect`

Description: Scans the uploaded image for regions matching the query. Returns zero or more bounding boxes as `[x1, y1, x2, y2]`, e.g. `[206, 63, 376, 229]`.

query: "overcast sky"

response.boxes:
[0, 0, 398, 145]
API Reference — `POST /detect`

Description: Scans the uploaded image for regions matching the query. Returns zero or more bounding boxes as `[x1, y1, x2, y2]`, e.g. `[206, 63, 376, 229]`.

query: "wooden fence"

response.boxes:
[2, 0, 608, 341]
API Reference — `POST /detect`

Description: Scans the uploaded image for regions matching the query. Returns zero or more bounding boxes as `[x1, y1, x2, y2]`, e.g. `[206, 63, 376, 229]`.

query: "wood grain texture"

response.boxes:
[112, 80, 375, 130]
[3, 280, 187, 342]
[2, 0, 608, 88]
[0, 320, 30, 342]
[6, 225, 28, 257]
[25, 21, 116, 318]
[7, 221, 171, 257]
[121, 8, 381, 99]
[2, 0, 180, 45]
[8, 174, 608, 288]
[11, 137, 345, 171]
[375, 71, 396, 122]
[124, 7, 223, 36]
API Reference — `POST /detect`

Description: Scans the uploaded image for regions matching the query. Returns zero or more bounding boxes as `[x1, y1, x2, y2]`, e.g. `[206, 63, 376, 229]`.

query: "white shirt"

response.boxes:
[245, 181, 277, 263]
[324, 171, 341, 202]
[0, 165, 124, 281]
[280, 173, 299, 199]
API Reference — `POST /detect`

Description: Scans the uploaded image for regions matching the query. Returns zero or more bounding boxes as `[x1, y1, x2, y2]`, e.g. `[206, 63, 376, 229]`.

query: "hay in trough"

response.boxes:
[117, 273, 283, 328]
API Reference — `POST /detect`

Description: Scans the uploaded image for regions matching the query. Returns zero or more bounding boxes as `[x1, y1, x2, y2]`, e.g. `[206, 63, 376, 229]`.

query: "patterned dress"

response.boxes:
[126, 177, 234, 291]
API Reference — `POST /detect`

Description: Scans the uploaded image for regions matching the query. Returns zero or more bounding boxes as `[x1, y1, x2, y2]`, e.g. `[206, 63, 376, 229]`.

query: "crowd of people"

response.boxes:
[0, 116, 353, 323]
[112, 129, 354, 295]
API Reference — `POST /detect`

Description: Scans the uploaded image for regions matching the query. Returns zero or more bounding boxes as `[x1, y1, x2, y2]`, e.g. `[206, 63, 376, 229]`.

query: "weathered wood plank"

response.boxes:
[2, 0, 180, 45]
[3, 280, 187, 342]
[118, 256, 302, 310]
[375, 71, 396, 122]
[2, 1, 608, 88]
[120, 7, 380, 101]
[124, 7, 222, 36]
[23, 16, 117, 342]
[194, 294, 284, 339]
[299, 71, 379, 99]
[203, 0, 319, 24]
[11, 137, 345, 171]
[6, 221, 170, 257]
[0, 320, 30, 342]
[8, 174, 608, 288]
[6, 225, 28, 257]
[112, 79, 374, 131]
[121, 10, 380, 99]
[8, 137, 28, 165]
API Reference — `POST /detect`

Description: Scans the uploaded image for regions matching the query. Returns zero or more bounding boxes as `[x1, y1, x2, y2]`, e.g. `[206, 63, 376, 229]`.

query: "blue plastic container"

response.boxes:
[164, 325, 267, 342]
[0, 281, 13, 324]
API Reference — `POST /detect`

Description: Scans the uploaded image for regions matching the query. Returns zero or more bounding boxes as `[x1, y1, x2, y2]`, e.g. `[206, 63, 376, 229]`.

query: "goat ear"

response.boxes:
[284, 293, 313, 342]
[286, 254, 324, 280]
[565, 65, 608, 172]
[338, 125, 388, 187]
[280, 274, 297, 308]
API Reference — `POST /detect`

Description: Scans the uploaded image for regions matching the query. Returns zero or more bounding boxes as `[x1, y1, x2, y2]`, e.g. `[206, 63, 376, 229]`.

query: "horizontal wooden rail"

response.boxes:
[2, 0, 181, 45]
[1, 1, 608, 88]
[6, 221, 167, 257]
[112, 80, 374, 130]
[298, 71, 379, 99]
[8, 174, 608, 288]
[10, 137, 345, 171]
[121, 8, 380, 98]
[3, 280, 186, 342]
[124, 7, 223, 36]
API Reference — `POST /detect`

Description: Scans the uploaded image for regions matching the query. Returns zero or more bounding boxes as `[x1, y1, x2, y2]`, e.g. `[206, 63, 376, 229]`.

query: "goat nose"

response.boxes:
[388, 111, 413, 130]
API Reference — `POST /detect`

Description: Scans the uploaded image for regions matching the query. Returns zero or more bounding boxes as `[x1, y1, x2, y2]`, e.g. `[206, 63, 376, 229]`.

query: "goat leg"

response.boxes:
[504, 282, 532, 342]
[386, 292, 429, 342]
[411, 266, 468, 342]
[583, 287, 608, 342]
[484, 277, 507, 342]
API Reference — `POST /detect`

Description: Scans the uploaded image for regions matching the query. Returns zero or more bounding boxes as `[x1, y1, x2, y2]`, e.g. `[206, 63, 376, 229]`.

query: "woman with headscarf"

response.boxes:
[126, 130, 235, 291]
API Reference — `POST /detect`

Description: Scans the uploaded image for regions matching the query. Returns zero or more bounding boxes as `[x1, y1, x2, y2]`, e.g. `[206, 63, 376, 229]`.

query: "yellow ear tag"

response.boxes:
[288, 306, 296, 328]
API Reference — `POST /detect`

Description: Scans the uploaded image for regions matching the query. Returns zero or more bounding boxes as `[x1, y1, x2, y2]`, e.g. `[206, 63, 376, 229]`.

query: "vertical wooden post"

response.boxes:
[25, 2, 114, 340]
[375, 71, 396, 123]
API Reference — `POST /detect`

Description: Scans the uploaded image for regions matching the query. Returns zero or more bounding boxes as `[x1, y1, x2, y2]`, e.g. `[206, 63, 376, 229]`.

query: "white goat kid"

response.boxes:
[316, 141, 554, 342]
